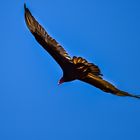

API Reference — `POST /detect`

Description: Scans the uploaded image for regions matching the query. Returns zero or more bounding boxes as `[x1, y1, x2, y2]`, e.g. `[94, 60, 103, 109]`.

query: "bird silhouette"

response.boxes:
[24, 4, 140, 99]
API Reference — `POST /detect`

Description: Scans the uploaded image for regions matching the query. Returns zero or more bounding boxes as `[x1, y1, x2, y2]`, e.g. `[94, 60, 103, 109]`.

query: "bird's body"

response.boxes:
[24, 4, 140, 99]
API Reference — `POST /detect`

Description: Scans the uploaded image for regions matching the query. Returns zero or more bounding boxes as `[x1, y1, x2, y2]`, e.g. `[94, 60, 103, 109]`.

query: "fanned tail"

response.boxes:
[116, 90, 140, 99]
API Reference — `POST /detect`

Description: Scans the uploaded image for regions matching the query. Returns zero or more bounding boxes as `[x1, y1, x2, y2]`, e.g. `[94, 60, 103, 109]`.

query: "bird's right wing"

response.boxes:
[79, 72, 111, 92]
[72, 56, 103, 78]
[80, 72, 140, 99]
[24, 4, 71, 69]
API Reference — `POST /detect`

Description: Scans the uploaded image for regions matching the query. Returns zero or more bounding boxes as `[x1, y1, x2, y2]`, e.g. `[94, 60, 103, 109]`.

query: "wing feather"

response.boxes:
[72, 56, 103, 78]
[80, 73, 140, 99]
[24, 4, 71, 69]
[80, 73, 115, 91]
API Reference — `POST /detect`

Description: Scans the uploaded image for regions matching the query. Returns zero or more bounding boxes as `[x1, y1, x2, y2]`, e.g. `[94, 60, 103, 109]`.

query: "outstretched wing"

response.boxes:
[72, 57, 140, 99]
[72, 56, 103, 78]
[24, 4, 71, 69]
[80, 72, 140, 99]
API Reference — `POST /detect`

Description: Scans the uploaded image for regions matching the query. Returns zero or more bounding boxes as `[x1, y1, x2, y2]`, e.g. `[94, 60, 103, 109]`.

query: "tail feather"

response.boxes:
[116, 90, 140, 99]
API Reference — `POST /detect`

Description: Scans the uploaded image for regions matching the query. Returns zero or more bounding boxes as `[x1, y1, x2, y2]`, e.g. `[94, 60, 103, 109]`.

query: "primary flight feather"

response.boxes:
[24, 4, 140, 99]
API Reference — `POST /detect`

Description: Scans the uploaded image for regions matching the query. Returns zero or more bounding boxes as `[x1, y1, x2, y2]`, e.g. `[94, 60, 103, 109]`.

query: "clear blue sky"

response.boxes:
[1, 0, 140, 140]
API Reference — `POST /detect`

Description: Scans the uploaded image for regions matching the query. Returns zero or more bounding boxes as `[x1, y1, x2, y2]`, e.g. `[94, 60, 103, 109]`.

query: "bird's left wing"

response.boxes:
[24, 4, 71, 69]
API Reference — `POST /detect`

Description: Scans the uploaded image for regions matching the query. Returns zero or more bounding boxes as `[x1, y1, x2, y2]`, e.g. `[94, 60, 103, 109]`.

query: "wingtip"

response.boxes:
[24, 3, 27, 10]
[24, 3, 26, 9]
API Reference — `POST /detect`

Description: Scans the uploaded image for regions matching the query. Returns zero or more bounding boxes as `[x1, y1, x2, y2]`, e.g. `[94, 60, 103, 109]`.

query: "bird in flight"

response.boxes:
[24, 4, 140, 99]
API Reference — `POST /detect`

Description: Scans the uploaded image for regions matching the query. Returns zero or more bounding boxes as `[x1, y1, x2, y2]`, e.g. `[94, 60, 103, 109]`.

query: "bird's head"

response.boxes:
[58, 77, 65, 85]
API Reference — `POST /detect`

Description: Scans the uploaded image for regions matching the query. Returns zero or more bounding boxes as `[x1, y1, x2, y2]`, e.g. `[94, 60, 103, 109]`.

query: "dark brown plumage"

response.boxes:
[24, 4, 140, 99]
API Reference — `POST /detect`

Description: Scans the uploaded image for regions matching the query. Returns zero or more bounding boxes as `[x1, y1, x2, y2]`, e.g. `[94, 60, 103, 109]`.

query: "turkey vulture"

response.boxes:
[24, 4, 140, 99]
